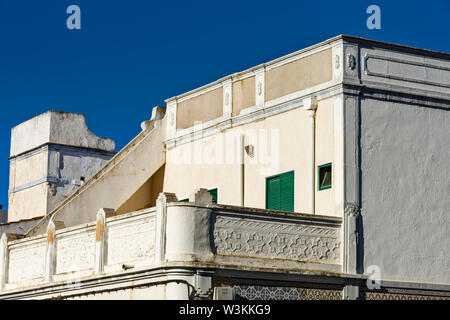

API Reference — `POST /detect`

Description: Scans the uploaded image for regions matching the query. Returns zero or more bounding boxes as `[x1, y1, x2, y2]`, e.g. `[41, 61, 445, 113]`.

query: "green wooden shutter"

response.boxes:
[266, 171, 294, 212]
[208, 188, 218, 204]
[280, 171, 294, 212]
[266, 175, 281, 210]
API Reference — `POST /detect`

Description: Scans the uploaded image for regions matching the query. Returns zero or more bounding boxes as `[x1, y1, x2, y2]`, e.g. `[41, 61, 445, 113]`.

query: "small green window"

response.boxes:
[180, 188, 218, 204]
[318, 163, 332, 190]
[266, 171, 294, 212]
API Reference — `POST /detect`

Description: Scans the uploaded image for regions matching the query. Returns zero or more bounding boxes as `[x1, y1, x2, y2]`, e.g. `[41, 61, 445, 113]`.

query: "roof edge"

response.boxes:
[165, 34, 344, 103]
[165, 34, 450, 104]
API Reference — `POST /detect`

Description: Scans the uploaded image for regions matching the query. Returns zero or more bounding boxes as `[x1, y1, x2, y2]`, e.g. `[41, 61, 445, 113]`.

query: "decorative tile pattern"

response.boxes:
[362, 288, 450, 300]
[213, 216, 341, 264]
[232, 285, 342, 300]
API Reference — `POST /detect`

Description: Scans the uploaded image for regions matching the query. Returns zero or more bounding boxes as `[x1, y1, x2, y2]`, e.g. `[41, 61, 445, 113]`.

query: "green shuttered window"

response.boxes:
[266, 171, 294, 212]
[318, 163, 332, 190]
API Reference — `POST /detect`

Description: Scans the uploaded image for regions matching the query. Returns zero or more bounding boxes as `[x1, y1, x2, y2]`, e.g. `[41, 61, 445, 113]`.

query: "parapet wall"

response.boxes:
[0, 193, 342, 298]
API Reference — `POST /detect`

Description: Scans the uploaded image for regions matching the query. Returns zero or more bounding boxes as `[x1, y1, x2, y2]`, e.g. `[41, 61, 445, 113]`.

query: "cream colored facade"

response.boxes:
[164, 97, 340, 216]
[163, 45, 342, 219]
[1, 35, 449, 300]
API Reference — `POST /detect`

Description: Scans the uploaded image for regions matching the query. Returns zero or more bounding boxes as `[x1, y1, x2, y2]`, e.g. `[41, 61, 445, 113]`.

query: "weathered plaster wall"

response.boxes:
[9, 113, 51, 158]
[7, 148, 113, 223]
[232, 76, 256, 116]
[48, 112, 115, 151]
[176, 87, 223, 130]
[8, 184, 48, 221]
[359, 99, 450, 284]
[46, 148, 113, 214]
[8, 110, 116, 223]
[265, 48, 332, 101]
[9, 152, 48, 188]
[10, 111, 115, 157]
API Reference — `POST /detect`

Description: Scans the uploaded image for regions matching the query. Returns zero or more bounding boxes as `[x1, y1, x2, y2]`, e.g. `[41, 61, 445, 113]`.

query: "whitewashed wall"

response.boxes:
[1, 207, 157, 292]
[0, 194, 342, 297]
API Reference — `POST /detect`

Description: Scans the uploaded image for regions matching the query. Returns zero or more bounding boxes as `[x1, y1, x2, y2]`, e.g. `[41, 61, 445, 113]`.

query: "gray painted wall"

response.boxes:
[359, 98, 449, 284]
[0, 210, 7, 224]
[341, 37, 450, 286]
[46, 146, 114, 213]
[0, 219, 40, 236]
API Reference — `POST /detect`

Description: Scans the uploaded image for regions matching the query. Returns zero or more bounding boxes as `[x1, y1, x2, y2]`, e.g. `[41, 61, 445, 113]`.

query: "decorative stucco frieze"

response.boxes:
[213, 215, 341, 264]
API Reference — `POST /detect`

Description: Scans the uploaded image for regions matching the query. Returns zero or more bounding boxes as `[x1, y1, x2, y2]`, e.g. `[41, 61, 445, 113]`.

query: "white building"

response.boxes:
[0, 35, 449, 300]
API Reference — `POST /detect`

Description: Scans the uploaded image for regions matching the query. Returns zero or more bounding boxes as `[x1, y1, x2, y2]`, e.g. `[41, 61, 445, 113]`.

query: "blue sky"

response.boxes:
[0, 0, 449, 209]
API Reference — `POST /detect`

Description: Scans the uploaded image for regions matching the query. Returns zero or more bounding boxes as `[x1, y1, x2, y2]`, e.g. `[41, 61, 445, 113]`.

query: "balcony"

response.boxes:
[0, 190, 342, 298]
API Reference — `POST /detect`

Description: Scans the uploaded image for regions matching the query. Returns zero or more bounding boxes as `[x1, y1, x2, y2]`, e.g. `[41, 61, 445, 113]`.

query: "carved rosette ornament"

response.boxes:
[347, 53, 356, 70]
[335, 55, 340, 69]
[225, 92, 230, 106]
[257, 82, 263, 96]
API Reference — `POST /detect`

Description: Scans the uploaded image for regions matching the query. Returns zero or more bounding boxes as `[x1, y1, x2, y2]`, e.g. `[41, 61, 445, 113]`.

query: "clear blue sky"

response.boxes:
[0, 0, 449, 209]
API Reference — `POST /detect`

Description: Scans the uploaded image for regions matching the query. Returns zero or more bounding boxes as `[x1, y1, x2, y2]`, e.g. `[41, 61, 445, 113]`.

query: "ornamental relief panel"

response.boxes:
[8, 242, 46, 283]
[213, 216, 341, 264]
[55, 231, 96, 274]
[106, 217, 156, 265]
